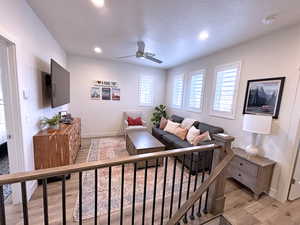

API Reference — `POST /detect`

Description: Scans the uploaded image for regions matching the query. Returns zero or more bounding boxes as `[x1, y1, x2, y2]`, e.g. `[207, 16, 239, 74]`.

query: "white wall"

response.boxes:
[165, 24, 300, 202]
[0, 0, 67, 199]
[68, 55, 166, 137]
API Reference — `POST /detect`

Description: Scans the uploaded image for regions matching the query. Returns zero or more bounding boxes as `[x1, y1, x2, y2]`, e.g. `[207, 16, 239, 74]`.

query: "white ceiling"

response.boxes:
[27, 0, 300, 69]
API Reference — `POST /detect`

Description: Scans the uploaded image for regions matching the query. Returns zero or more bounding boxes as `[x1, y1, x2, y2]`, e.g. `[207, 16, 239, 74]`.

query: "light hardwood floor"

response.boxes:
[4, 138, 300, 225]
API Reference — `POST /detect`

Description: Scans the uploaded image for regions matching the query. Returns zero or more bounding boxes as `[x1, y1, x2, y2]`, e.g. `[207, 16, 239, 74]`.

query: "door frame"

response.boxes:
[0, 28, 26, 203]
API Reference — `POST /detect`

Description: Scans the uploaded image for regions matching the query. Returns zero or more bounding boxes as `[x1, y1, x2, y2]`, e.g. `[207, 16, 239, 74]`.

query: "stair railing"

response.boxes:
[0, 134, 234, 225]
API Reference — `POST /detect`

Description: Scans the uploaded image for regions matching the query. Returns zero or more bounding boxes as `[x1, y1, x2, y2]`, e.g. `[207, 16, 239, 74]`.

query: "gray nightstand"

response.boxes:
[227, 147, 276, 199]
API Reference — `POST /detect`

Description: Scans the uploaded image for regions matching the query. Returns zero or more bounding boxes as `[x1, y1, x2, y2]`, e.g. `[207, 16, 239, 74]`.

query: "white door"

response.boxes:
[289, 141, 300, 200]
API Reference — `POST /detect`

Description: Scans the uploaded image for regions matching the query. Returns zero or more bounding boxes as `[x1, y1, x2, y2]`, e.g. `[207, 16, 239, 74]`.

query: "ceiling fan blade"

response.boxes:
[117, 54, 136, 59]
[137, 41, 145, 53]
[144, 55, 163, 64]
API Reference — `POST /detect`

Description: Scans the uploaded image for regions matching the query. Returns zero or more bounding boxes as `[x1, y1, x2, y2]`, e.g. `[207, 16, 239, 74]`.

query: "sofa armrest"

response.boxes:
[142, 120, 147, 127]
[124, 120, 129, 128]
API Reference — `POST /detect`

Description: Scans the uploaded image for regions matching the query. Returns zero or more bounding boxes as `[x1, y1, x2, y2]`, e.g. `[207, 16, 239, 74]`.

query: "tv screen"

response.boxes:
[51, 59, 70, 108]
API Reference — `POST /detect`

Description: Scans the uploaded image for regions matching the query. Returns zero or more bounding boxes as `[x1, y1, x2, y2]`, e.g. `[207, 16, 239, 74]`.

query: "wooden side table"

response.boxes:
[227, 147, 276, 199]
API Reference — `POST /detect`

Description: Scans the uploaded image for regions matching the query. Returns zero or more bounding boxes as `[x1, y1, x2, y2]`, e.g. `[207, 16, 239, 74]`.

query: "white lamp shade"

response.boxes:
[243, 114, 272, 134]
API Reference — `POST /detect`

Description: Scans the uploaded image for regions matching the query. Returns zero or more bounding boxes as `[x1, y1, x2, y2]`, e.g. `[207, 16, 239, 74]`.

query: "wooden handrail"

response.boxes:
[0, 144, 220, 185]
[166, 152, 235, 225]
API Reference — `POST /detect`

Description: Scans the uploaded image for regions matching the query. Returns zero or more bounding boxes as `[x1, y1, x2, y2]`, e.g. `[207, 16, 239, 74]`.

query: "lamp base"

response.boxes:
[245, 145, 259, 156]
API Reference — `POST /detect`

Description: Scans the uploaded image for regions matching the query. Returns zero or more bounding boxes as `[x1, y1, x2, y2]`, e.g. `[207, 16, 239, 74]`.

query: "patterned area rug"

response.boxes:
[73, 137, 201, 222]
[0, 148, 11, 200]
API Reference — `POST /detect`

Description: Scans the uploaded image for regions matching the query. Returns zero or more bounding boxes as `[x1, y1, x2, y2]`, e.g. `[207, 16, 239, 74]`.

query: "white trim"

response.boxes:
[185, 69, 206, 113]
[0, 29, 28, 203]
[209, 61, 242, 120]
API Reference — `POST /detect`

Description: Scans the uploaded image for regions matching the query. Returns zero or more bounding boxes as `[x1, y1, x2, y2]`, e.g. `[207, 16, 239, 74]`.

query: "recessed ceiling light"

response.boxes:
[94, 47, 102, 53]
[91, 0, 105, 8]
[198, 31, 209, 41]
[262, 14, 277, 25]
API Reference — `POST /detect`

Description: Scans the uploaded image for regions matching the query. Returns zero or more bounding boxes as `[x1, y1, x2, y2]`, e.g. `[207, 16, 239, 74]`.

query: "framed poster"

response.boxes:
[102, 88, 111, 100]
[112, 88, 120, 100]
[243, 77, 285, 119]
[90, 87, 101, 100]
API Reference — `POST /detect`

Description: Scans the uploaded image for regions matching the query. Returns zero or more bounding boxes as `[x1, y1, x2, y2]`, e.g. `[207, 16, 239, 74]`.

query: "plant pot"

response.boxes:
[49, 124, 59, 130]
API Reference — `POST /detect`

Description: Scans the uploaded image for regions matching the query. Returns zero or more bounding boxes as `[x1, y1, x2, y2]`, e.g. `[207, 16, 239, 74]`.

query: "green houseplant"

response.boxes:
[40, 114, 61, 129]
[151, 105, 167, 126]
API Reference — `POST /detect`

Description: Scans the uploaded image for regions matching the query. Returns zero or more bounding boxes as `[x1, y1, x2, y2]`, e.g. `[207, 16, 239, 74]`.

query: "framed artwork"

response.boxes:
[243, 77, 285, 119]
[90, 87, 101, 100]
[102, 87, 111, 100]
[112, 88, 120, 101]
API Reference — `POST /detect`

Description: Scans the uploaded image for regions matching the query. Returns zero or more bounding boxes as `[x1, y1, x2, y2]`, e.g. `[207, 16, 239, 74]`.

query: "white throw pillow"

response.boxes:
[180, 118, 196, 129]
[186, 126, 200, 144]
[164, 120, 180, 134]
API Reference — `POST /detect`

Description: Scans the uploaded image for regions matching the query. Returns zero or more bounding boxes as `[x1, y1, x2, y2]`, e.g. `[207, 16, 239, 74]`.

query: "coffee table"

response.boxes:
[126, 131, 165, 169]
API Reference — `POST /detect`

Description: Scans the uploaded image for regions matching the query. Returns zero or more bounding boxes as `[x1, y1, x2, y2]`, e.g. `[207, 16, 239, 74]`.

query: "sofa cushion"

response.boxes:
[197, 122, 224, 135]
[170, 115, 184, 123]
[162, 134, 189, 147]
[164, 120, 180, 134]
[174, 140, 193, 148]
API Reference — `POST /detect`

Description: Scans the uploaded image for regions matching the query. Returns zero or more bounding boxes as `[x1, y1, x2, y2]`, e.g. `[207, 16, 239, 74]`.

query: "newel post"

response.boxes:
[207, 133, 235, 215]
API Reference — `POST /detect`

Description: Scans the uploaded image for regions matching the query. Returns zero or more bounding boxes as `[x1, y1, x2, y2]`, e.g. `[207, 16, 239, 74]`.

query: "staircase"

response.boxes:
[0, 134, 235, 225]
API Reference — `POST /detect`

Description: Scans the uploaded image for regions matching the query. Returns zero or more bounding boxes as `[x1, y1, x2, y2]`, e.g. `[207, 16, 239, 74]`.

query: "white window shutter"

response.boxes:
[188, 71, 205, 111]
[211, 62, 241, 119]
[139, 75, 154, 106]
[172, 75, 184, 108]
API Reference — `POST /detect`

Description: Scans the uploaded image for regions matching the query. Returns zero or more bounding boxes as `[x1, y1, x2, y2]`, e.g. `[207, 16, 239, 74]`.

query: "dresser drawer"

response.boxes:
[229, 165, 256, 190]
[231, 156, 258, 177]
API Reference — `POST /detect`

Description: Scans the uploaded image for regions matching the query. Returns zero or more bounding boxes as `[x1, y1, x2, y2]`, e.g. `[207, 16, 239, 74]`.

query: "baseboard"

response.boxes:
[82, 131, 123, 138]
[269, 187, 277, 198]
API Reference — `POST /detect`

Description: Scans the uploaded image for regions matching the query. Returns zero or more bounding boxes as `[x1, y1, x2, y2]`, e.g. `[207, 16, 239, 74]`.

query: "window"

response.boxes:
[172, 75, 184, 108]
[211, 62, 241, 119]
[186, 70, 205, 111]
[139, 75, 154, 106]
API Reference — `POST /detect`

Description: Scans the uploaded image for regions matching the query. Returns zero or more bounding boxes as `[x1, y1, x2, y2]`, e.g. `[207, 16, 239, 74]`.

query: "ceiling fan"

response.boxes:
[118, 41, 163, 64]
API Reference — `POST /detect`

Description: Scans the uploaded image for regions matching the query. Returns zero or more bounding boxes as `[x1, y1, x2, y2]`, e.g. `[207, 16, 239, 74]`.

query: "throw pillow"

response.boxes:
[127, 116, 143, 126]
[174, 127, 188, 140]
[186, 126, 200, 144]
[192, 131, 212, 146]
[180, 118, 196, 129]
[164, 120, 180, 134]
[159, 117, 168, 130]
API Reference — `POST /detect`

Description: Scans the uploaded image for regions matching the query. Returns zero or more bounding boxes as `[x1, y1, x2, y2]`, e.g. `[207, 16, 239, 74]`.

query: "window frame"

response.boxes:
[185, 69, 206, 113]
[138, 75, 154, 107]
[210, 61, 242, 119]
[171, 74, 184, 109]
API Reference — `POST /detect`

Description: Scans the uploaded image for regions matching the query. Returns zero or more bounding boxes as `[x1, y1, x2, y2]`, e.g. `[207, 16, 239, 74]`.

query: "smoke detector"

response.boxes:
[262, 14, 278, 25]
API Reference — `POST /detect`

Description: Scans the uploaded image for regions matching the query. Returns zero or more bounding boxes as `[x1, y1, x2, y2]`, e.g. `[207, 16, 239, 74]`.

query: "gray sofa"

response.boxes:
[152, 115, 224, 174]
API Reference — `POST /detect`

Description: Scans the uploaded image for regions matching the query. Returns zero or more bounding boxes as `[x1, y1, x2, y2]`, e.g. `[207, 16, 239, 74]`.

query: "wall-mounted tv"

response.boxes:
[50, 59, 70, 108]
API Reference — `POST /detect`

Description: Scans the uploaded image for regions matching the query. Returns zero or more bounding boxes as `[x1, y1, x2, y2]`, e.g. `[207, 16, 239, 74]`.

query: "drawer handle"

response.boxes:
[239, 163, 243, 166]
[238, 173, 241, 177]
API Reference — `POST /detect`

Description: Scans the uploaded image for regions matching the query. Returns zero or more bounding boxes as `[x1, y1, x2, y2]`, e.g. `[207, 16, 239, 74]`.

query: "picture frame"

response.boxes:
[102, 87, 111, 100]
[111, 88, 120, 101]
[90, 87, 101, 100]
[243, 77, 285, 119]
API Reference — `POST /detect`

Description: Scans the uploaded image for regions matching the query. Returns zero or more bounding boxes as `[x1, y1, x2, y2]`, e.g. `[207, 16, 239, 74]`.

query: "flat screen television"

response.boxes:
[50, 59, 70, 108]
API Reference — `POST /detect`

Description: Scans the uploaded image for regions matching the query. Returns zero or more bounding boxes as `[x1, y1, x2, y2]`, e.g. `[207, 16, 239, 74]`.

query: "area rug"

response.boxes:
[73, 137, 202, 222]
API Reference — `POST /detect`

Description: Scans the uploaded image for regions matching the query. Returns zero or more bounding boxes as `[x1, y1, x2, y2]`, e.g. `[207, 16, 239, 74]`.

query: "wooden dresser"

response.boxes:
[227, 147, 276, 199]
[33, 118, 81, 170]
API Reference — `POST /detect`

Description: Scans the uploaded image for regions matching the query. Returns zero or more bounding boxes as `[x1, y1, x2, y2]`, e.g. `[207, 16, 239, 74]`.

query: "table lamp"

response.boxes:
[243, 114, 272, 156]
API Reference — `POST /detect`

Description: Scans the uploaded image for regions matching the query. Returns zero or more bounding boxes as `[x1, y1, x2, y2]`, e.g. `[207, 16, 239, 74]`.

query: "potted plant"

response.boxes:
[40, 114, 61, 130]
[151, 105, 167, 126]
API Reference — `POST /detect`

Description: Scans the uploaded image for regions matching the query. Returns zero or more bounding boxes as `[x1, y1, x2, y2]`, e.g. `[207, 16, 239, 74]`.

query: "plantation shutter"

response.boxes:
[213, 64, 239, 113]
[172, 75, 184, 108]
[139, 75, 154, 106]
[188, 72, 204, 110]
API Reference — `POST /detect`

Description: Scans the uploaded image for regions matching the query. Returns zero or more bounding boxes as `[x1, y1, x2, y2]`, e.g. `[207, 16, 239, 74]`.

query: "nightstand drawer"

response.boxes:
[231, 156, 258, 177]
[229, 165, 256, 190]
